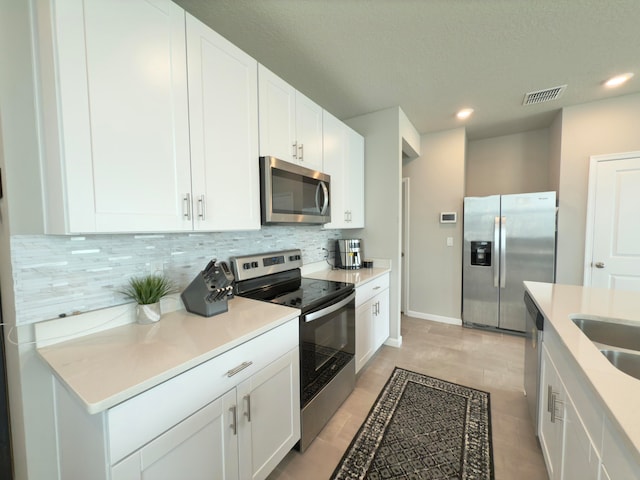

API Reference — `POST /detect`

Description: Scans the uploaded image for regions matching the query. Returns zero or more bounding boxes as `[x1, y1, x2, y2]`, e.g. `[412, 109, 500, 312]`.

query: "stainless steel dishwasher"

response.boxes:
[524, 291, 544, 437]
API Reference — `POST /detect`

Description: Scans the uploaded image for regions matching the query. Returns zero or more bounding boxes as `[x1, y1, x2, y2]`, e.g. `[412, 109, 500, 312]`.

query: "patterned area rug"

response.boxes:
[331, 368, 494, 480]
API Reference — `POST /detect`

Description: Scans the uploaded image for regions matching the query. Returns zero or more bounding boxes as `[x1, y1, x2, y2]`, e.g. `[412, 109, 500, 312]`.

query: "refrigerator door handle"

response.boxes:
[500, 216, 507, 288]
[493, 217, 500, 287]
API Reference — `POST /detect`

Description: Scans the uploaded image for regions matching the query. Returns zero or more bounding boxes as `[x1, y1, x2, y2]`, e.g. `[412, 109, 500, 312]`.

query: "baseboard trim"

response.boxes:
[384, 336, 402, 348]
[405, 310, 462, 326]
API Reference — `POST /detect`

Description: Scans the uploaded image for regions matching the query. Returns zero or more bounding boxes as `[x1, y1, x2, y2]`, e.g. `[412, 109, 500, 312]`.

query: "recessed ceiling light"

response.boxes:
[456, 108, 474, 120]
[604, 73, 634, 88]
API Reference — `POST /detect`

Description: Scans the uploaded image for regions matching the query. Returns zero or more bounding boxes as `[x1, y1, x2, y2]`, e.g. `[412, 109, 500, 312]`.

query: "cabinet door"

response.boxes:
[258, 65, 296, 162]
[237, 349, 300, 480]
[322, 112, 365, 229]
[355, 300, 375, 373]
[345, 126, 365, 228]
[601, 418, 640, 480]
[50, 0, 192, 233]
[372, 289, 390, 351]
[111, 390, 239, 480]
[539, 345, 565, 480]
[186, 14, 260, 231]
[562, 393, 599, 480]
[295, 91, 323, 171]
[322, 110, 347, 228]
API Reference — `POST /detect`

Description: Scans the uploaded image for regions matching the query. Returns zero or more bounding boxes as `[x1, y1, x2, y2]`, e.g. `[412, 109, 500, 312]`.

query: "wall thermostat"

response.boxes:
[439, 212, 457, 224]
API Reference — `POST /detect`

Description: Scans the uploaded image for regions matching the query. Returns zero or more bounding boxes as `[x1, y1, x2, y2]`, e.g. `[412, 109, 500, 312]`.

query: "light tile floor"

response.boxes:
[267, 315, 549, 480]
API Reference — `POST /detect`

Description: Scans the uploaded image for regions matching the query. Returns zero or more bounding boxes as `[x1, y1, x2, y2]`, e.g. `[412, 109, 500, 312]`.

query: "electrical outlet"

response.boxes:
[150, 261, 164, 274]
[446, 237, 454, 247]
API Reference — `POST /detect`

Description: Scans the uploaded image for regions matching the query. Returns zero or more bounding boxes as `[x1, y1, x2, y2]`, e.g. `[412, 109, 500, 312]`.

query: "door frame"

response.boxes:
[401, 178, 410, 314]
[583, 150, 640, 286]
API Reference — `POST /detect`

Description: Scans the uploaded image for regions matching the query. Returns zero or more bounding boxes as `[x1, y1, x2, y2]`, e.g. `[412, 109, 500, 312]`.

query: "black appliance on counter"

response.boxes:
[231, 249, 355, 452]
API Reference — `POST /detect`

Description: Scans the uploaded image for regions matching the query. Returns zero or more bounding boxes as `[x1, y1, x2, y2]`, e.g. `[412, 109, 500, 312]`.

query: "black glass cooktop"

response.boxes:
[269, 278, 353, 312]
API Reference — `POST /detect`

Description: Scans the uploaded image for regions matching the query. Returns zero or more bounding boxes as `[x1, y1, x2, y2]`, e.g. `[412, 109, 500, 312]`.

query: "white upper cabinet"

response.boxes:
[322, 111, 365, 229]
[36, 0, 260, 233]
[186, 14, 260, 231]
[38, 0, 192, 233]
[258, 65, 323, 171]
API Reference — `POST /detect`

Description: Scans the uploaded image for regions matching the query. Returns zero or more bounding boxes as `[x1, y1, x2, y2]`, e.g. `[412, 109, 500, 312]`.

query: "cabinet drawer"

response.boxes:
[108, 319, 298, 463]
[356, 274, 389, 307]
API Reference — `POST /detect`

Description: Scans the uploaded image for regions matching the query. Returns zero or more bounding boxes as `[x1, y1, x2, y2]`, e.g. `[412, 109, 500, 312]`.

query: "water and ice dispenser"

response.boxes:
[470, 241, 492, 266]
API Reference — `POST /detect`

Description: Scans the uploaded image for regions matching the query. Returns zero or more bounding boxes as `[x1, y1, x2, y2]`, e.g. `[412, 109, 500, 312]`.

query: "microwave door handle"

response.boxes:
[303, 291, 355, 323]
[316, 181, 329, 215]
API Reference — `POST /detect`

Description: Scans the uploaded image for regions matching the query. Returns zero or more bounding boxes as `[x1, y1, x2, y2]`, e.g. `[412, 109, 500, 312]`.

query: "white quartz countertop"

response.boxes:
[37, 297, 300, 414]
[524, 281, 640, 456]
[304, 267, 390, 287]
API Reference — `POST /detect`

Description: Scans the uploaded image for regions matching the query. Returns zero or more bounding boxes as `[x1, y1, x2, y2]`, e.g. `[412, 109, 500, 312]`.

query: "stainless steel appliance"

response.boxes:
[335, 238, 362, 269]
[462, 191, 556, 332]
[231, 249, 355, 452]
[524, 291, 544, 436]
[259, 156, 331, 225]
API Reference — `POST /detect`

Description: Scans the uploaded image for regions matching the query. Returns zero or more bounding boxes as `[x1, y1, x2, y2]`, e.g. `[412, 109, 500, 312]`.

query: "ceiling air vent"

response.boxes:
[523, 85, 567, 105]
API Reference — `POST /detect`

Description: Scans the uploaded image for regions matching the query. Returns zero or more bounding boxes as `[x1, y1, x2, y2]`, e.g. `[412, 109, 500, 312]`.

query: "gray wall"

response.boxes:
[556, 92, 640, 284]
[346, 107, 403, 345]
[465, 128, 550, 196]
[403, 128, 466, 321]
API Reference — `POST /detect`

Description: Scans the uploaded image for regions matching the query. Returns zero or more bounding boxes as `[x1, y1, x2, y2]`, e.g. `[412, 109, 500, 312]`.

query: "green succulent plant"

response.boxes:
[119, 274, 178, 305]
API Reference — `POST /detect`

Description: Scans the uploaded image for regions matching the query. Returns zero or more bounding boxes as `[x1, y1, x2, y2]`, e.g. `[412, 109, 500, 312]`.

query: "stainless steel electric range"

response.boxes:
[231, 249, 355, 452]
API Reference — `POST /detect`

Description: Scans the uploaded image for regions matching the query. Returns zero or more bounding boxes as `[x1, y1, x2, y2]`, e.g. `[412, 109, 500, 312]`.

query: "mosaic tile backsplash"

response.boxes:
[11, 226, 343, 325]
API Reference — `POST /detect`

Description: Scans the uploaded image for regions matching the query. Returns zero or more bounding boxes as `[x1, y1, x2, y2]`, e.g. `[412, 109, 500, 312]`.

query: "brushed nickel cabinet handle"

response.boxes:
[226, 361, 253, 377]
[198, 194, 206, 220]
[229, 405, 237, 435]
[244, 395, 251, 422]
[183, 193, 191, 220]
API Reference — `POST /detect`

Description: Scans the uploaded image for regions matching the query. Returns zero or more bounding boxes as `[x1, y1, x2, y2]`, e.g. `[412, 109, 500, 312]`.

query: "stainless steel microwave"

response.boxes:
[259, 156, 331, 225]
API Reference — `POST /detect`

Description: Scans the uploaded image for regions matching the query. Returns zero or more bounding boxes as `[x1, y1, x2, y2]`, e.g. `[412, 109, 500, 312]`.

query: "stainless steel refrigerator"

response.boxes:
[462, 191, 556, 332]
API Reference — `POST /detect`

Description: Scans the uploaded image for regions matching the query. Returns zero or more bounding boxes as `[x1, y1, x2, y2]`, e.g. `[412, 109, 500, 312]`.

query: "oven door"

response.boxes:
[260, 156, 331, 224]
[299, 290, 355, 407]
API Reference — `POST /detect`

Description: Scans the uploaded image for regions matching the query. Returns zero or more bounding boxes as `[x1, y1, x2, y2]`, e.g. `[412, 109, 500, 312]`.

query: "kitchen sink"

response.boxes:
[600, 349, 640, 381]
[571, 317, 640, 351]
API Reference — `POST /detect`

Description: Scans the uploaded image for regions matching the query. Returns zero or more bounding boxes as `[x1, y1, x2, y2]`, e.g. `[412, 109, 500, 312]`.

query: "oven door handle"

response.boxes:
[303, 291, 355, 323]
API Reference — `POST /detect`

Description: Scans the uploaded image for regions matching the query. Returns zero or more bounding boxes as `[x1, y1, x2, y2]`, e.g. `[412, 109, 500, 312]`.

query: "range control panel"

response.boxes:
[231, 249, 303, 281]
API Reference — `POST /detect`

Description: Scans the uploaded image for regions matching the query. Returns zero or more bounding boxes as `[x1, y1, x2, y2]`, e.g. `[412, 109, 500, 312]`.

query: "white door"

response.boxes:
[186, 14, 260, 231]
[585, 152, 640, 291]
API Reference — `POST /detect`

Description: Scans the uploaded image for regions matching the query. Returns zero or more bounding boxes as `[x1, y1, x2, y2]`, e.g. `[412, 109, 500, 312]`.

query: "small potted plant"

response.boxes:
[120, 274, 178, 324]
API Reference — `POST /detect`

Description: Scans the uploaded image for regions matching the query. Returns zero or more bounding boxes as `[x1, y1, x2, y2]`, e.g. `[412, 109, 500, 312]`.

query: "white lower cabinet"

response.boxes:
[53, 320, 300, 480]
[111, 389, 238, 480]
[112, 351, 299, 480]
[601, 417, 640, 480]
[355, 273, 390, 373]
[540, 324, 640, 480]
[539, 344, 565, 480]
[562, 392, 600, 480]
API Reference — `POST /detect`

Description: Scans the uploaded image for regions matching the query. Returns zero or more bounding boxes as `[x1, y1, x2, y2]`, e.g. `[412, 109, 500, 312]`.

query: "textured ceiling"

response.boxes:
[174, 0, 640, 140]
